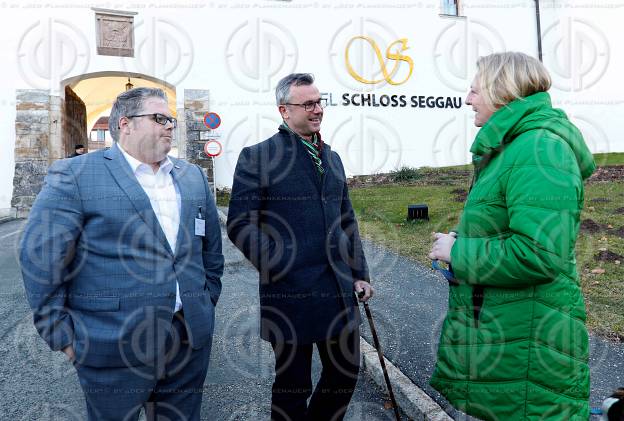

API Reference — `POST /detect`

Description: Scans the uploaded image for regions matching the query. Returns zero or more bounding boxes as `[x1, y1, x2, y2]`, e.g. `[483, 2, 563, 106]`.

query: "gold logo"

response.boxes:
[345, 36, 414, 85]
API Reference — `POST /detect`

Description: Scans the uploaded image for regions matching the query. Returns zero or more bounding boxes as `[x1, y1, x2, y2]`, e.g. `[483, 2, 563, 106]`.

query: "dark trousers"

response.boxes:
[270, 327, 360, 421]
[74, 312, 211, 421]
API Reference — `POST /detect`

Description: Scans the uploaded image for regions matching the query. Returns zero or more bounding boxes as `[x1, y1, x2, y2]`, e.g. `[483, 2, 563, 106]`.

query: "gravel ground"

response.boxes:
[4, 213, 621, 420]
[0, 220, 405, 420]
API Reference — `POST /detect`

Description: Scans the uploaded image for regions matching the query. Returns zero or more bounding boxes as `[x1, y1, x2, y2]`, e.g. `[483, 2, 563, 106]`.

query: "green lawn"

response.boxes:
[593, 152, 624, 167]
[216, 191, 230, 207]
[216, 152, 624, 340]
[350, 184, 466, 261]
[436, 153, 624, 169]
[577, 182, 624, 339]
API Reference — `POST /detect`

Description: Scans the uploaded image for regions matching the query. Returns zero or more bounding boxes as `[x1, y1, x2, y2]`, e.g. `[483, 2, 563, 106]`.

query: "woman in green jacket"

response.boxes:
[429, 52, 595, 420]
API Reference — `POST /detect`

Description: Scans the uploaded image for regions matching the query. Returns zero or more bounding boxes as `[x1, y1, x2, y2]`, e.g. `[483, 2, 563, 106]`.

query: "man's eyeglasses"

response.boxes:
[126, 113, 177, 128]
[283, 98, 327, 112]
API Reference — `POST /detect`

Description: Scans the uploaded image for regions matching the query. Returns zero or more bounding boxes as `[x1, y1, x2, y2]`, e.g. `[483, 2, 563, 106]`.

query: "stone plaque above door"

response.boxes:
[93, 8, 138, 57]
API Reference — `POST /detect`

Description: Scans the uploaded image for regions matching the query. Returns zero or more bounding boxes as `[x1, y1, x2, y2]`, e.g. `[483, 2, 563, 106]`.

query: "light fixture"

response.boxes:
[125, 77, 134, 91]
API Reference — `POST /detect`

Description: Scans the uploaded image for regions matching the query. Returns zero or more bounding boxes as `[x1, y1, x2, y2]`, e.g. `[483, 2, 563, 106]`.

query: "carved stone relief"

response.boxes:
[94, 9, 137, 57]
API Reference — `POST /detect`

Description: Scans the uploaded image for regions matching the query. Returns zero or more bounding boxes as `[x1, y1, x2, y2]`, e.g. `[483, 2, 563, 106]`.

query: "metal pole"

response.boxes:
[535, 0, 543, 61]
[211, 157, 217, 202]
[359, 293, 401, 421]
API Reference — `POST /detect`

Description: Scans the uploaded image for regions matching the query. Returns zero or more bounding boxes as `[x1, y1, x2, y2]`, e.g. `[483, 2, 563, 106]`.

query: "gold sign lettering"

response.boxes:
[345, 36, 414, 85]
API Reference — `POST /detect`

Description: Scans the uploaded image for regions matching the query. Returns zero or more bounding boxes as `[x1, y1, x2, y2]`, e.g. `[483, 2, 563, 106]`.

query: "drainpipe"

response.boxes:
[535, 0, 543, 61]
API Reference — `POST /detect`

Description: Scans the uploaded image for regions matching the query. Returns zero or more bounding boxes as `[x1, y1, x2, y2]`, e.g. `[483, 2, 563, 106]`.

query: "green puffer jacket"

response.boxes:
[430, 92, 595, 420]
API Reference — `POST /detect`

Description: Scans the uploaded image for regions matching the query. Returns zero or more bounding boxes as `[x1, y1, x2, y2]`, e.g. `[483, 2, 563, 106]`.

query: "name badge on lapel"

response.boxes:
[195, 206, 205, 237]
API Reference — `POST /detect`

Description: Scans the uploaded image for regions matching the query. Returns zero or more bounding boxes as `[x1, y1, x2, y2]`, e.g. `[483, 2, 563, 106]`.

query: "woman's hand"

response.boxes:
[428, 232, 457, 263]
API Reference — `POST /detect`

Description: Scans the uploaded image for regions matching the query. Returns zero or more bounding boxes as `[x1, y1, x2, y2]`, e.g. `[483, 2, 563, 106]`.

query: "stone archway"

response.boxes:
[11, 72, 214, 217]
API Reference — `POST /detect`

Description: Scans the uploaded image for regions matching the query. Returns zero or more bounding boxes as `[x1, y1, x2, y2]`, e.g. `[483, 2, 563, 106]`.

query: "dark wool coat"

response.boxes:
[227, 127, 370, 344]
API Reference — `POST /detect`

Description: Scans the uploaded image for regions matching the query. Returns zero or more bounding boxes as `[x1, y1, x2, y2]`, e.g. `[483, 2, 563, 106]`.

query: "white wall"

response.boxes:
[0, 6, 18, 216]
[538, 0, 624, 155]
[1, 0, 623, 213]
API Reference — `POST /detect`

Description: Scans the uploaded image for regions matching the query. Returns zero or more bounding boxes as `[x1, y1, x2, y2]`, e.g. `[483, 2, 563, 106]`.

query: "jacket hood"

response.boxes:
[470, 92, 596, 180]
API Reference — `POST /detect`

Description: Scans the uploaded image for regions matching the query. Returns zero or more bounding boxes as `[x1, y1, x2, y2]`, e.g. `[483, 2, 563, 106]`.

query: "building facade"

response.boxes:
[2, 0, 623, 216]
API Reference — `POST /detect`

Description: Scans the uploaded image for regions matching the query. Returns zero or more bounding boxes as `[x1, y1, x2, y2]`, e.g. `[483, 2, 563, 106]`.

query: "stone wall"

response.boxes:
[63, 86, 88, 156]
[49, 96, 63, 161]
[184, 89, 215, 189]
[12, 90, 51, 217]
[12, 88, 212, 217]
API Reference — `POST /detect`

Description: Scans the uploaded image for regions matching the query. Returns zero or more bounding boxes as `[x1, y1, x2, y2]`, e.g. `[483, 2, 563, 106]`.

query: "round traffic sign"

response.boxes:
[203, 112, 221, 129]
[204, 140, 222, 157]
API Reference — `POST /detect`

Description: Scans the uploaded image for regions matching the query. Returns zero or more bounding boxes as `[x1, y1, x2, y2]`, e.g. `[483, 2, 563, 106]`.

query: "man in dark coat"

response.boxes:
[227, 73, 373, 421]
[68, 143, 85, 157]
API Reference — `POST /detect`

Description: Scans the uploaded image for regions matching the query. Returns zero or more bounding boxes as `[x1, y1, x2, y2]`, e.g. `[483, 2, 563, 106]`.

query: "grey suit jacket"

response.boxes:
[20, 144, 224, 367]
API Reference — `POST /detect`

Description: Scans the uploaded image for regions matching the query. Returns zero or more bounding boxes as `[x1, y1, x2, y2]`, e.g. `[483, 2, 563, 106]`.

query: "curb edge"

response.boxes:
[360, 337, 453, 421]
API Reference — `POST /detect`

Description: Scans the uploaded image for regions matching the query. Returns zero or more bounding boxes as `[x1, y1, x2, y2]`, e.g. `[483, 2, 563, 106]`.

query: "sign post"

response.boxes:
[204, 140, 222, 201]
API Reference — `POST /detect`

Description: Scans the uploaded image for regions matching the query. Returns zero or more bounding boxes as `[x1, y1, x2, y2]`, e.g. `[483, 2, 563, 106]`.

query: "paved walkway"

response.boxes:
[3, 211, 622, 419]
[0, 219, 404, 420]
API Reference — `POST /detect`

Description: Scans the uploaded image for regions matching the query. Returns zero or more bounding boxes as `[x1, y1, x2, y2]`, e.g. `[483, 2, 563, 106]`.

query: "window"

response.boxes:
[441, 0, 460, 16]
[97, 130, 105, 142]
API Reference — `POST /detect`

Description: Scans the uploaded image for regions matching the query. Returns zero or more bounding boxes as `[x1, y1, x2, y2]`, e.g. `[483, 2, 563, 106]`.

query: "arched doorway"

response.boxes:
[12, 72, 215, 217]
[62, 71, 178, 156]
[11, 72, 200, 217]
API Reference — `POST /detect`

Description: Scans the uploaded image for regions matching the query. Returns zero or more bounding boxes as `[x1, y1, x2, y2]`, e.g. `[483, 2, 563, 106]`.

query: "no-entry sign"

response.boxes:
[204, 140, 222, 157]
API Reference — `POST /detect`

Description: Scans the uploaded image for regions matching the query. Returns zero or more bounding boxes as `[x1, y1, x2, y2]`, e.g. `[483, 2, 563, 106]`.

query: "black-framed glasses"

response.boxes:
[127, 113, 177, 128]
[283, 98, 327, 112]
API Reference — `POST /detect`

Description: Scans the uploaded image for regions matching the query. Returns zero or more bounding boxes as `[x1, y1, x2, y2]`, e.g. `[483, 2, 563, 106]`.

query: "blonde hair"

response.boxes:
[476, 52, 551, 110]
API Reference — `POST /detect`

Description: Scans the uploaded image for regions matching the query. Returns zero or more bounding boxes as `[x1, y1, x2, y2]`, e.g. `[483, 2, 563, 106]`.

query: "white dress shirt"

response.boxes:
[118, 143, 183, 312]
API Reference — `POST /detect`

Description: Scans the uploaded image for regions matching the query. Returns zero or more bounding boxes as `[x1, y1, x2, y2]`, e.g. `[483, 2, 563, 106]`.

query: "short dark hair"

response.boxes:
[75, 144, 84, 150]
[108, 87, 168, 142]
[275, 73, 315, 105]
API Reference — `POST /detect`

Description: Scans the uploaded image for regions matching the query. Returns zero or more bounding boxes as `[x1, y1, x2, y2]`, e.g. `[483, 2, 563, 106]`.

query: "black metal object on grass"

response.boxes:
[407, 204, 428, 220]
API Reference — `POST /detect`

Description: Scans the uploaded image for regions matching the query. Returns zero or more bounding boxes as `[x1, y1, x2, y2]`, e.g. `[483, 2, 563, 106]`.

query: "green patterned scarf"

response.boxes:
[280, 122, 324, 175]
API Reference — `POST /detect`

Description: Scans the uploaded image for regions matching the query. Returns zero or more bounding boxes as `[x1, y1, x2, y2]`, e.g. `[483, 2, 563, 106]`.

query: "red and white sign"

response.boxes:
[203, 112, 221, 129]
[204, 140, 222, 157]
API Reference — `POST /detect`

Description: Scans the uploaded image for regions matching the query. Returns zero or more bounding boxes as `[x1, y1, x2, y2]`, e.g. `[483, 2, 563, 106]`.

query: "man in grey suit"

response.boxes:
[20, 87, 223, 421]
